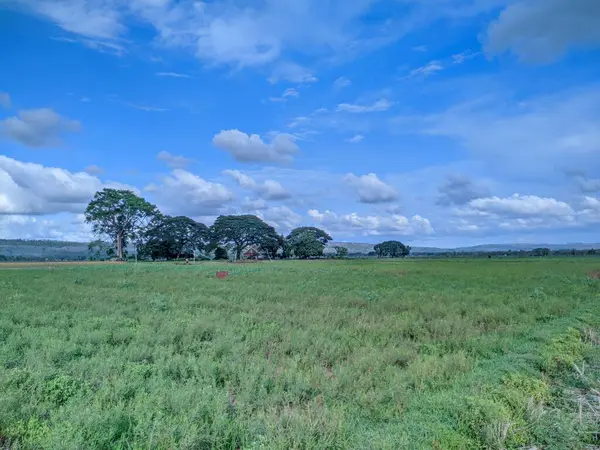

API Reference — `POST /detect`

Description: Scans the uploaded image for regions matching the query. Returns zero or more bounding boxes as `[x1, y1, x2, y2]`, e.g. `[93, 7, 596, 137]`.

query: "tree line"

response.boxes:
[85, 189, 414, 261]
[84, 188, 338, 260]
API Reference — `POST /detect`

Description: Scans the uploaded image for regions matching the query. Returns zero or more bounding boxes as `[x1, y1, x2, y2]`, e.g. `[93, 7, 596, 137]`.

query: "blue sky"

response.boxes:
[1, 0, 599, 247]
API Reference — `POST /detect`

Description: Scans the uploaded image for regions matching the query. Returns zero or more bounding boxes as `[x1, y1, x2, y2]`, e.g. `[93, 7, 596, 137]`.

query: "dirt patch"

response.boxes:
[0, 261, 125, 269]
[589, 270, 600, 280]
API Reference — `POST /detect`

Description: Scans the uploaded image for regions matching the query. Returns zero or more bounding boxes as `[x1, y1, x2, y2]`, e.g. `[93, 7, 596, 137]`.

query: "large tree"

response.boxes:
[85, 189, 159, 259]
[286, 226, 332, 259]
[374, 240, 411, 258]
[139, 215, 208, 260]
[210, 215, 278, 260]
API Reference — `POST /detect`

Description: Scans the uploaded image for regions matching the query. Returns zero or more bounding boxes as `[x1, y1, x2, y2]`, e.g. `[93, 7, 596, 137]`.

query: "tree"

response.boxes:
[139, 216, 208, 260]
[533, 247, 550, 257]
[334, 246, 348, 259]
[374, 240, 410, 258]
[210, 215, 277, 260]
[286, 227, 332, 259]
[259, 233, 285, 260]
[85, 189, 159, 260]
[214, 247, 228, 260]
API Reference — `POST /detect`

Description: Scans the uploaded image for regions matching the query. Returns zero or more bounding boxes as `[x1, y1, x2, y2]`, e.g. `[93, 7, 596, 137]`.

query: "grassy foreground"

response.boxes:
[1, 259, 599, 449]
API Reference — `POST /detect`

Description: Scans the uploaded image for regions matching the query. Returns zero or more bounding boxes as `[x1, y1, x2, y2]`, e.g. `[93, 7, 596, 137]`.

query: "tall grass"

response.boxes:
[1, 259, 599, 449]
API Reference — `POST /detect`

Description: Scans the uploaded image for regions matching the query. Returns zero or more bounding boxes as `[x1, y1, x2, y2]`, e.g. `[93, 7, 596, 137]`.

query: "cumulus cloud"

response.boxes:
[451, 193, 600, 232]
[344, 173, 398, 204]
[223, 169, 291, 200]
[156, 150, 193, 169]
[309, 209, 434, 236]
[1, 108, 81, 148]
[146, 169, 234, 216]
[0, 213, 93, 241]
[345, 134, 364, 143]
[257, 205, 301, 232]
[0, 92, 10, 109]
[485, 0, 600, 63]
[336, 98, 393, 113]
[437, 174, 490, 206]
[213, 129, 298, 163]
[465, 194, 575, 217]
[0, 155, 122, 214]
[84, 165, 103, 175]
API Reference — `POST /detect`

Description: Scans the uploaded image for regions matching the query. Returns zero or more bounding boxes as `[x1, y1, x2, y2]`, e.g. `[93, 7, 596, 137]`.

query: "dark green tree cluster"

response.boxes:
[374, 240, 411, 258]
[84, 189, 334, 261]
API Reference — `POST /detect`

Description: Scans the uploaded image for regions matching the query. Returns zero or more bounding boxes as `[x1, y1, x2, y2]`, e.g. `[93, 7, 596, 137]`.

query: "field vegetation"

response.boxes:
[1, 258, 600, 449]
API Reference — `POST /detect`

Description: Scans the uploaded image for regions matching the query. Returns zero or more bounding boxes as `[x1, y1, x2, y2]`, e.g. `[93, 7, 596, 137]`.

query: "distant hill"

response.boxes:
[1, 239, 599, 261]
[327, 241, 600, 255]
[0, 239, 90, 260]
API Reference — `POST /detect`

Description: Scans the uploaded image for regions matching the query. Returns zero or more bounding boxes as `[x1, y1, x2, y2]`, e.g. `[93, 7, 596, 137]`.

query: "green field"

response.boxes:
[1, 259, 600, 449]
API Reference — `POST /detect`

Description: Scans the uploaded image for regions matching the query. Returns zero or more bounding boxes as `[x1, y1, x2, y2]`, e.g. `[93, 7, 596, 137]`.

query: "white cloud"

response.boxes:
[403, 61, 443, 78]
[344, 172, 399, 203]
[257, 205, 301, 232]
[223, 169, 291, 200]
[1, 108, 81, 148]
[336, 98, 393, 113]
[84, 165, 103, 175]
[466, 194, 575, 217]
[452, 50, 480, 64]
[333, 77, 351, 89]
[395, 87, 600, 174]
[146, 169, 234, 216]
[29, 0, 125, 40]
[269, 87, 299, 102]
[309, 209, 434, 237]
[437, 174, 490, 205]
[451, 193, 600, 231]
[26, 0, 502, 70]
[485, 0, 600, 63]
[345, 134, 364, 143]
[213, 129, 298, 163]
[242, 197, 268, 211]
[0, 213, 93, 242]
[156, 150, 193, 169]
[156, 72, 191, 78]
[268, 63, 317, 84]
[0, 155, 109, 214]
[0, 92, 10, 109]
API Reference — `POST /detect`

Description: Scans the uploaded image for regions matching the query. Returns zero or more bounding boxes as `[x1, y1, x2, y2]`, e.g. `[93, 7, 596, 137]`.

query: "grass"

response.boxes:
[1, 258, 599, 449]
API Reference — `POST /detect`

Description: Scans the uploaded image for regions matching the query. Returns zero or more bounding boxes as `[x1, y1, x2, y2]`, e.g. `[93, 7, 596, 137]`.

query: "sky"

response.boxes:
[0, 0, 599, 248]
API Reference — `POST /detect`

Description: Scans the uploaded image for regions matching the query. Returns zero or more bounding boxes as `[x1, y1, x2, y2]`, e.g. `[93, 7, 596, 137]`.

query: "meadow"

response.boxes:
[1, 259, 599, 449]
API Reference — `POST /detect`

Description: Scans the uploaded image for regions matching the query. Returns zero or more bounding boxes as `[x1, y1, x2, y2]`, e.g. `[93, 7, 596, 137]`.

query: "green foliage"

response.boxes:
[1, 259, 600, 448]
[138, 215, 208, 260]
[85, 189, 159, 259]
[334, 246, 348, 259]
[374, 240, 411, 258]
[541, 328, 588, 373]
[214, 247, 228, 260]
[286, 227, 332, 259]
[210, 215, 278, 260]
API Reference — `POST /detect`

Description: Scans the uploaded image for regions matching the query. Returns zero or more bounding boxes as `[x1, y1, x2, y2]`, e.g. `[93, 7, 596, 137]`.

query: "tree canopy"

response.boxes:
[374, 240, 411, 258]
[210, 215, 278, 260]
[85, 189, 159, 259]
[286, 226, 332, 259]
[139, 215, 209, 260]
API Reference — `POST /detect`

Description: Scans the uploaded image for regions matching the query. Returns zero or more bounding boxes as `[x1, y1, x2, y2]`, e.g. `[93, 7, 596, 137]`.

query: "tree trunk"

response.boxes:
[236, 247, 242, 260]
[116, 231, 124, 259]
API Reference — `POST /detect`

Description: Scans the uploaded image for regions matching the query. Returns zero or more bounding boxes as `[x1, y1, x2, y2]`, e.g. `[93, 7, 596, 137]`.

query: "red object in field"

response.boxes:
[216, 271, 229, 279]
